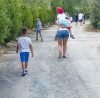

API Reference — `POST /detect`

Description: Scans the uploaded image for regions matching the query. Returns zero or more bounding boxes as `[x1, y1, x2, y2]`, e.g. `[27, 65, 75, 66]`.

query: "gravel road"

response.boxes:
[0, 22, 100, 98]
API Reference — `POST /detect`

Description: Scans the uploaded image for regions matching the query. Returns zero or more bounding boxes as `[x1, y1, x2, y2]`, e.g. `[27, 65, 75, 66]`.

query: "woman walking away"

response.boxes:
[56, 7, 72, 59]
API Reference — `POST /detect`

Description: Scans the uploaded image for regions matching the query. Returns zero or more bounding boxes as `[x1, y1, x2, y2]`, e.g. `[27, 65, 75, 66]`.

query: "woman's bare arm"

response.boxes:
[55, 20, 61, 27]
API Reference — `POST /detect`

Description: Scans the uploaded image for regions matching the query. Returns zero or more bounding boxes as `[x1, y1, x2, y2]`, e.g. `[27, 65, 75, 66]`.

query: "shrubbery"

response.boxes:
[2, 0, 99, 45]
[90, 0, 100, 29]
[0, 0, 55, 44]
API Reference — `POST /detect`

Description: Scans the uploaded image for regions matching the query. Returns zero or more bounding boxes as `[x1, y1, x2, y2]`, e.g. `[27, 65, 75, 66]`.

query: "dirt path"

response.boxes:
[0, 22, 100, 98]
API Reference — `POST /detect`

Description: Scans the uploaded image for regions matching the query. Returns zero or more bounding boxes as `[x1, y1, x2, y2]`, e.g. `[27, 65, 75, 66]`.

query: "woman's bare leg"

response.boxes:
[58, 39, 63, 59]
[63, 38, 68, 57]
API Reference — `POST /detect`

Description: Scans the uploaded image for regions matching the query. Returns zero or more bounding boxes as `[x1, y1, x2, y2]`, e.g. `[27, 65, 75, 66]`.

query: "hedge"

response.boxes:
[0, 0, 55, 44]
[90, 0, 100, 29]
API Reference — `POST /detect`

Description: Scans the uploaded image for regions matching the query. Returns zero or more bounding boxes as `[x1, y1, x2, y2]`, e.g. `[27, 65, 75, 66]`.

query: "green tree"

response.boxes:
[4, 0, 22, 43]
[21, 5, 33, 28]
[0, 0, 57, 44]
[0, 0, 11, 44]
[90, 0, 100, 29]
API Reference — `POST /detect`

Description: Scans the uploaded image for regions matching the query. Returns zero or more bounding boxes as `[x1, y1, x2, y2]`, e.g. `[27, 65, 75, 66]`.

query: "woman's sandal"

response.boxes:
[58, 52, 62, 59]
[62, 56, 67, 58]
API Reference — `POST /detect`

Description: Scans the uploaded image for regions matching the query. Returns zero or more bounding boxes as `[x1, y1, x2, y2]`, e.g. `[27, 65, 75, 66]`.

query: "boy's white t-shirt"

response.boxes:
[78, 13, 84, 20]
[18, 37, 32, 53]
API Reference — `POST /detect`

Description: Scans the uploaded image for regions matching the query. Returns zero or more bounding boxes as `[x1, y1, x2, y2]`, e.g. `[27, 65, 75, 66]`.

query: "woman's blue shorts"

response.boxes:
[57, 30, 69, 39]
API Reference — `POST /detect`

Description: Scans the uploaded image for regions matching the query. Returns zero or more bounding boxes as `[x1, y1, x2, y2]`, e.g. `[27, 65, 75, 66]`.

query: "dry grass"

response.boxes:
[85, 24, 100, 32]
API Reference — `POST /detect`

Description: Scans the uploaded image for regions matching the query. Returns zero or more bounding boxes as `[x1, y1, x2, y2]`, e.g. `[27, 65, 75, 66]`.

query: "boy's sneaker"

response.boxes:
[22, 71, 25, 76]
[25, 69, 28, 74]
[70, 35, 75, 39]
[41, 39, 43, 42]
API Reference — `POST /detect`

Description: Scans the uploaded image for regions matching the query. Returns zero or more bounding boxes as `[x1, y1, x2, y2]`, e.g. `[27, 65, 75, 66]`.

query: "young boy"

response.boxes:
[16, 27, 34, 76]
[78, 13, 84, 26]
[36, 17, 43, 42]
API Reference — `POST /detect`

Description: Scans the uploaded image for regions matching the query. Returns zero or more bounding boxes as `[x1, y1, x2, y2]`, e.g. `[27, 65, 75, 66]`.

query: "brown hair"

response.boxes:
[21, 27, 28, 35]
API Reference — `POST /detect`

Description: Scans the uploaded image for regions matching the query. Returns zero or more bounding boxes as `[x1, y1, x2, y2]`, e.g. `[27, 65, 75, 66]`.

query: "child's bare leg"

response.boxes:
[36, 32, 38, 40]
[21, 62, 26, 76]
[69, 29, 75, 39]
[25, 62, 28, 74]
[39, 32, 43, 41]
[21, 62, 25, 71]
[69, 28, 72, 35]
[25, 62, 28, 69]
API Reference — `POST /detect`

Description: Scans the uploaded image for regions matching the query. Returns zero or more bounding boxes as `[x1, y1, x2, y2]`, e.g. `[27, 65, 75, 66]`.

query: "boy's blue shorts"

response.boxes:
[37, 28, 41, 33]
[20, 52, 29, 62]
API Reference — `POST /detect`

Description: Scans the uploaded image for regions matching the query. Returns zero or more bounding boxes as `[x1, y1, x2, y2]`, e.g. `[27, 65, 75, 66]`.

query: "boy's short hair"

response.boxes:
[21, 27, 28, 35]
[37, 17, 40, 21]
[38, 17, 40, 19]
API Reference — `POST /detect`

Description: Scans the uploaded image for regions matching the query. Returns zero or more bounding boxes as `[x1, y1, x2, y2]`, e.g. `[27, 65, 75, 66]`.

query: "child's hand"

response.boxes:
[16, 44, 19, 53]
[67, 26, 72, 29]
[32, 53, 34, 57]
[16, 50, 18, 53]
